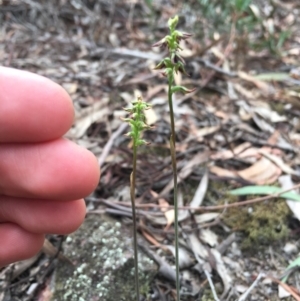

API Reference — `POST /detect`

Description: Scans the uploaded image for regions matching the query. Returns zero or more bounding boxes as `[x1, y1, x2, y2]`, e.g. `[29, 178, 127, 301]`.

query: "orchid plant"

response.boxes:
[123, 96, 151, 301]
[152, 15, 194, 300]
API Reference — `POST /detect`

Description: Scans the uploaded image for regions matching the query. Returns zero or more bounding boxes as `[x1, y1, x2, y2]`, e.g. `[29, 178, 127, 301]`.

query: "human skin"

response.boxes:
[0, 67, 100, 267]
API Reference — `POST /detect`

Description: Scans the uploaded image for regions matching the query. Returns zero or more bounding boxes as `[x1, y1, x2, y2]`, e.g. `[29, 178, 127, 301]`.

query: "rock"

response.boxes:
[50, 214, 156, 301]
[283, 242, 297, 254]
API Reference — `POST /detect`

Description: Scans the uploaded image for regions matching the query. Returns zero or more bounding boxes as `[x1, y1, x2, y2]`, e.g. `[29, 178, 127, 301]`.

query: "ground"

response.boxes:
[1, 0, 300, 300]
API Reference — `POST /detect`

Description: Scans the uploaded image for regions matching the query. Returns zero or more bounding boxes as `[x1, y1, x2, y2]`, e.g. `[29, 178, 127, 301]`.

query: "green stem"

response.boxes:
[168, 81, 176, 147]
[168, 80, 180, 300]
[130, 145, 140, 301]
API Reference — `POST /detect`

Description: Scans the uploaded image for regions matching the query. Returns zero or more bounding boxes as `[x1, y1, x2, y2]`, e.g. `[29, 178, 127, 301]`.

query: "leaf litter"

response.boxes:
[1, 0, 300, 300]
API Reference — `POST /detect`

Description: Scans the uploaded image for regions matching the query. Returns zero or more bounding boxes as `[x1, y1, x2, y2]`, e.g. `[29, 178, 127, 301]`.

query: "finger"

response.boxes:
[0, 138, 100, 200]
[0, 223, 44, 268]
[0, 196, 86, 234]
[0, 67, 74, 143]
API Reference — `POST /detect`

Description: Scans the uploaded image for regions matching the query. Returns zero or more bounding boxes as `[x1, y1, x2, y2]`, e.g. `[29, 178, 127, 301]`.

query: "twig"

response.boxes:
[96, 198, 136, 214]
[90, 182, 300, 212]
[138, 243, 177, 283]
[204, 269, 220, 301]
[198, 183, 300, 211]
[238, 273, 265, 301]
[196, 58, 237, 77]
[267, 274, 300, 301]
[90, 47, 163, 61]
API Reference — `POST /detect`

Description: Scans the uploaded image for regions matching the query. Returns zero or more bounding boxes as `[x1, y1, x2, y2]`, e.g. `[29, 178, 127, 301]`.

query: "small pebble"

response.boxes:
[283, 242, 297, 254]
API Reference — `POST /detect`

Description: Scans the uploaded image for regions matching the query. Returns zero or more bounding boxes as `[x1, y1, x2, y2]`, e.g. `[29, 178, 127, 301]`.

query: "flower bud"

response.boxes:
[176, 32, 192, 42]
[171, 53, 185, 65]
[181, 32, 193, 39]
[152, 38, 167, 48]
[176, 63, 189, 76]
[168, 15, 179, 32]
[153, 61, 166, 70]
[171, 85, 196, 94]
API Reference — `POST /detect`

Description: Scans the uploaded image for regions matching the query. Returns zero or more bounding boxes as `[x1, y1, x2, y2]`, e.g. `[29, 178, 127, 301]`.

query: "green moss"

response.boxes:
[205, 180, 290, 250]
[223, 197, 290, 250]
[180, 179, 290, 251]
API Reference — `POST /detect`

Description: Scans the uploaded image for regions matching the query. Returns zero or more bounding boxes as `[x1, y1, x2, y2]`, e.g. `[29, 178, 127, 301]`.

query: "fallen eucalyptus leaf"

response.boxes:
[229, 186, 300, 202]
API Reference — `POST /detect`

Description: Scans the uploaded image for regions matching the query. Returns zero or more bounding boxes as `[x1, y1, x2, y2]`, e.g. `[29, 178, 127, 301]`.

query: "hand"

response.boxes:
[0, 67, 100, 267]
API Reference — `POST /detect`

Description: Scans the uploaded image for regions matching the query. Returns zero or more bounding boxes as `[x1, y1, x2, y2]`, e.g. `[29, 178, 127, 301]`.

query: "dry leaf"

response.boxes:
[238, 157, 281, 184]
[211, 157, 282, 184]
[195, 125, 220, 138]
[71, 100, 109, 138]
[278, 285, 291, 299]
[188, 232, 209, 262]
[267, 130, 280, 145]
[237, 147, 261, 159]
[200, 229, 218, 247]
[211, 142, 252, 160]
[145, 107, 157, 125]
[150, 190, 169, 212]
[119, 92, 133, 104]
[140, 218, 166, 246]
[108, 32, 120, 47]
[253, 106, 286, 123]
[214, 110, 229, 120]
[141, 228, 161, 247]
[145, 84, 165, 101]
[211, 249, 232, 298]
[160, 152, 209, 196]
[194, 212, 220, 224]
[234, 83, 256, 99]
[148, 190, 189, 226]
[189, 170, 209, 212]
[164, 209, 175, 230]
[146, 215, 168, 226]
[238, 71, 275, 95]
[174, 70, 182, 85]
[209, 165, 237, 178]
[252, 113, 275, 133]
[165, 245, 194, 269]
[259, 150, 297, 175]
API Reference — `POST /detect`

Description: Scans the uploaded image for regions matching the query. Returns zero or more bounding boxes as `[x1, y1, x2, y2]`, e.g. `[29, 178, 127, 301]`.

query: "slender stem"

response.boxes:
[130, 145, 140, 301]
[168, 81, 176, 147]
[168, 80, 180, 300]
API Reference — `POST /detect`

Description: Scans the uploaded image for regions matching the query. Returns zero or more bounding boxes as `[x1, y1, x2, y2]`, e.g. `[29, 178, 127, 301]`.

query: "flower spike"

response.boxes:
[123, 97, 151, 147]
[152, 15, 193, 89]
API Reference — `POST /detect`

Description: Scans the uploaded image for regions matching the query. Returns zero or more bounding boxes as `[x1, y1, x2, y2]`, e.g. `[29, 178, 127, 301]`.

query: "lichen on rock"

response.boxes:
[50, 214, 156, 301]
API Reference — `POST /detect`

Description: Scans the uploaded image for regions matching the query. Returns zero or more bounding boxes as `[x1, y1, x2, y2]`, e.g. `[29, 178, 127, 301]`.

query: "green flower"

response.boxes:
[152, 15, 193, 81]
[123, 97, 152, 147]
